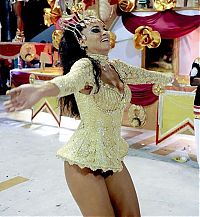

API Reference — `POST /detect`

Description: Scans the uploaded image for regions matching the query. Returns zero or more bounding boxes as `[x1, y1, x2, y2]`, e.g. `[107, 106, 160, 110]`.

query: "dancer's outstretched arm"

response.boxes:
[4, 58, 94, 112]
[4, 82, 59, 112]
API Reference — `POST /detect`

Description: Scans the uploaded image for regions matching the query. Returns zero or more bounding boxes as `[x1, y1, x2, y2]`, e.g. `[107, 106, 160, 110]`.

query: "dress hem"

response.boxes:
[56, 155, 123, 173]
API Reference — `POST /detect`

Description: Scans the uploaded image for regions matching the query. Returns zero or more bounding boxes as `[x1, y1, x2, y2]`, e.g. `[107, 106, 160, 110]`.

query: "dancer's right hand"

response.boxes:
[4, 84, 43, 112]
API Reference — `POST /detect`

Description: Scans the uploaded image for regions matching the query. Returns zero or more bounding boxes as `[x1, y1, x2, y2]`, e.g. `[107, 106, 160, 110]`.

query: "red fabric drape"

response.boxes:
[0, 43, 46, 60]
[82, 0, 118, 8]
[110, 0, 119, 4]
[128, 84, 158, 106]
[122, 10, 200, 39]
[10, 70, 54, 87]
[82, 0, 95, 9]
[10, 71, 30, 87]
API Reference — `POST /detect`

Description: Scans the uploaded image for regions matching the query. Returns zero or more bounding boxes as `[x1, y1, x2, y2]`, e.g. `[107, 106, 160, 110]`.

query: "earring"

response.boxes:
[80, 45, 87, 50]
[82, 35, 86, 40]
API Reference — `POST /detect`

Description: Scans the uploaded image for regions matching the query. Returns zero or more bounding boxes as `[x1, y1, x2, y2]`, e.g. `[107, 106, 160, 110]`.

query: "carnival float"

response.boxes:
[0, 0, 199, 144]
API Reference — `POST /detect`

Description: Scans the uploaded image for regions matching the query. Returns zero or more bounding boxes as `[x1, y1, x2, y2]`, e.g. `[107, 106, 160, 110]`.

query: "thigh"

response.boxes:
[105, 162, 141, 217]
[64, 161, 115, 217]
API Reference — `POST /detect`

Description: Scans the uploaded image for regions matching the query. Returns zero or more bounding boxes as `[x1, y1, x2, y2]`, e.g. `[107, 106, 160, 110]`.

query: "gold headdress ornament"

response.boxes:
[58, 2, 102, 42]
[51, 1, 116, 49]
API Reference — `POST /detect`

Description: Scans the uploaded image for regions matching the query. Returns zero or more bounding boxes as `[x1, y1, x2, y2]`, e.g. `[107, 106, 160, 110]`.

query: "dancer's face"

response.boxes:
[80, 20, 110, 55]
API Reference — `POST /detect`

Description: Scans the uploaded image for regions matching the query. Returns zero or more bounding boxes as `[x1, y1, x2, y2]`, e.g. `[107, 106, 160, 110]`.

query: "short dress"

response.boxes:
[50, 54, 173, 172]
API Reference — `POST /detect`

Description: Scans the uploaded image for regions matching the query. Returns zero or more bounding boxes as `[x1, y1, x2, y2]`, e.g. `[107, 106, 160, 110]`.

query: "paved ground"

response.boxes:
[0, 96, 199, 216]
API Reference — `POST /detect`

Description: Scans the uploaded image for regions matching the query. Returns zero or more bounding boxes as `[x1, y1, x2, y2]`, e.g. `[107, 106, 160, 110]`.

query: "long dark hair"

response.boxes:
[59, 24, 101, 118]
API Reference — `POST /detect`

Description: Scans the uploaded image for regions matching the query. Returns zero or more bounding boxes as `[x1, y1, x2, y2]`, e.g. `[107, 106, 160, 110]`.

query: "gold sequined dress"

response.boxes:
[50, 54, 173, 172]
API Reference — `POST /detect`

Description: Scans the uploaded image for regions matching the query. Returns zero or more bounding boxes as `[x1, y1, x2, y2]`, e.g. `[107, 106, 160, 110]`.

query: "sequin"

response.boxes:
[49, 55, 173, 172]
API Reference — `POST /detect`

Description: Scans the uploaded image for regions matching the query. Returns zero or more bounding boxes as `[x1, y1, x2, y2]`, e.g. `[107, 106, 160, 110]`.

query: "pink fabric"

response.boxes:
[128, 84, 158, 106]
[122, 10, 200, 39]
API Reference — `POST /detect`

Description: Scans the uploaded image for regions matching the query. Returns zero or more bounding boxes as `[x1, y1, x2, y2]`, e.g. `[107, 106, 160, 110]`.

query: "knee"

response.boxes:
[119, 214, 140, 217]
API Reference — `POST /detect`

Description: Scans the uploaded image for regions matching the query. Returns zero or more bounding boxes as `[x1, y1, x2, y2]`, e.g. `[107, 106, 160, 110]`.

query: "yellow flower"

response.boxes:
[154, 0, 176, 11]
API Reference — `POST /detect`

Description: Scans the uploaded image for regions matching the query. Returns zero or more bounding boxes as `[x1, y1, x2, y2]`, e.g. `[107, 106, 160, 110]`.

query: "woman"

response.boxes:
[5, 14, 174, 216]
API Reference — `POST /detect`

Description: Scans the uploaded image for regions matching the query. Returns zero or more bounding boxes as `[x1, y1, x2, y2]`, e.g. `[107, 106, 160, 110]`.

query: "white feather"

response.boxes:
[99, 0, 112, 22]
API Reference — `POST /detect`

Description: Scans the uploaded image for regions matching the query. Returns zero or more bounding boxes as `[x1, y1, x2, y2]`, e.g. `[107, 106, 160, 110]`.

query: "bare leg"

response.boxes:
[13, 1, 24, 32]
[105, 162, 141, 217]
[64, 161, 115, 216]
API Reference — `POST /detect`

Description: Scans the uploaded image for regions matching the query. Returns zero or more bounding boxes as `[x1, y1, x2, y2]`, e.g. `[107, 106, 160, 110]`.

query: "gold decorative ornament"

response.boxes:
[44, 7, 62, 26]
[109, 31, 117, 49]
[44, 0, 62, 26]
[154, 0, 176, 11]
[118, 0, 136, 12]
[47, 0, 58, 9]
[29, 74, 36, 84]
[134, 26, 161, 50]
[44, 8, 54, 27]
[47, 0, 61, 14]
[128, 104, 146, 128]
[71, 2, 84, 14]
[20, 43, 36, 62]
[152, 83, 165, 96]
[52, 30, 63, 49]
[82, 9, 98, 18]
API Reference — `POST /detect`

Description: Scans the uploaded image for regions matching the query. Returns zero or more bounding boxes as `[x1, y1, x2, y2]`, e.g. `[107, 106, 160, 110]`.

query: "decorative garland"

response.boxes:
[128, 104, 146, 128]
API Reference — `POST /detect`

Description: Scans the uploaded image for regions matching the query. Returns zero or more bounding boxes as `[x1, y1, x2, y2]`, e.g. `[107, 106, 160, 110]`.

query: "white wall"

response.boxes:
[108, 16, 142, 67]
[109, 10, 200, 73]
[109, 39, 142, 67]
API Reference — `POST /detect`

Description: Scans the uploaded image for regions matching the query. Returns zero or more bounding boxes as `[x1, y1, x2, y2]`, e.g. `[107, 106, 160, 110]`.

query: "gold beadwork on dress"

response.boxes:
[49, 54, 173, 172]
[88, 53, 109, 66]
[152, 83, 165, 96]
[88, 53, 129, 113]
[49, 58, 95, 97]
[111, 59, 173, 85]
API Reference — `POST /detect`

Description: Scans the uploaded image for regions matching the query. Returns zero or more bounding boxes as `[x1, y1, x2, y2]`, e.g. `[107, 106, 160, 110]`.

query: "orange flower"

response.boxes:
[118, 0, 136, 12]
[134, 26, 161, 50]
